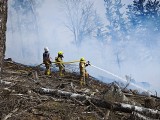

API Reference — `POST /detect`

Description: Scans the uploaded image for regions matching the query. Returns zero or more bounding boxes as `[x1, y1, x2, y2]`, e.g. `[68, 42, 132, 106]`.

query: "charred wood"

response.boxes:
[34, 87, 160, 119]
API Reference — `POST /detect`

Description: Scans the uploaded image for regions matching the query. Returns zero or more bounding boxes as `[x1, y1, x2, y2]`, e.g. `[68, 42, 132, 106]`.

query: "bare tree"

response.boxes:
[63, 0, 102, 46]
[0, 0, 8, 76]
[10, 0, 42, 60]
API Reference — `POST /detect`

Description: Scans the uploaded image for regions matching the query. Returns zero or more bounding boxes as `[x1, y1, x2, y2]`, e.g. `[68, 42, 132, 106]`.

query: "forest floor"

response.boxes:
[0, 59, 160, 120]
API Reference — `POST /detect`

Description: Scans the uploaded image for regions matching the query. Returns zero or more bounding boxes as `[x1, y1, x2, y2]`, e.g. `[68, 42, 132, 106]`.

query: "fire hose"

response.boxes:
[37, 60, 151, 93]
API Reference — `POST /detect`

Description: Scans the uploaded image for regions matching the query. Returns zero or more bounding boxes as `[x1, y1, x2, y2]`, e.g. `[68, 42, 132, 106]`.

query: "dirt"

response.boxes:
[0, 60, 160, 120]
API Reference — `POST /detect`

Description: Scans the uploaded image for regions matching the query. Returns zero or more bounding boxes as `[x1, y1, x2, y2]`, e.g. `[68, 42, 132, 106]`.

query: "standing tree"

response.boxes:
[127, 0, 146, 29]
[127, 0, 160, 47]
[145, 0, 160, 32]
[104, 0, 127, 43]
[127, 0, 160, 31]
[63, 0, 102, 46]
[104, 0, 127, 69]
[0, 0, 8, 76]
[10, 0, 42, 60]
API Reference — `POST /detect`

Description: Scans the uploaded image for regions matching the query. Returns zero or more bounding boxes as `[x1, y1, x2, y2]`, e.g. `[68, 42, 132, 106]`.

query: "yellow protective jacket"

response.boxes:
[55, 57, 64, 68]
[79, 61, 87, 74]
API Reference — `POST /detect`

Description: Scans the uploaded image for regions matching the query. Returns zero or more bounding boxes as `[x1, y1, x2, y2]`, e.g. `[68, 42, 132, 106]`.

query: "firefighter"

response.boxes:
[43, 47, 51, 75]
[79, 57, 90, 86]
[55, 51, 65, 76]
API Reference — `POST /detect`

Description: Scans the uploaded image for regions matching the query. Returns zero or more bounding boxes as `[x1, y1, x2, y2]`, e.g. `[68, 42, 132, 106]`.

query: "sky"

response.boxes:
[5, 0, 160, 96]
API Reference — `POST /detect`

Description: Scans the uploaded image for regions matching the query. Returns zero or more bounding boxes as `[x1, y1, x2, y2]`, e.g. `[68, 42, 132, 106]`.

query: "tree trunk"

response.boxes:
[130, 112, 158, 120]
[0, 0, 8, 76]
[34, 87, 160, 119]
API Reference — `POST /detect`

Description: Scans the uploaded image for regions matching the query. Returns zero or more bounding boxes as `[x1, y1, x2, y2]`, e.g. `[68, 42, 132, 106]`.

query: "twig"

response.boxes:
[0, 80, 12, 85]
[87, 99, 105, 117]
[72, 97, 85, 106]
[104, 109, 110, 120]
[2, 108, 19, 120]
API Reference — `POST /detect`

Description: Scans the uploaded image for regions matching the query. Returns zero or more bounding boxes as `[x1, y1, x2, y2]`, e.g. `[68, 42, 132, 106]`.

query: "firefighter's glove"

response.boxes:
[87, 61, 91, 66]
[62, 69, 65, 72]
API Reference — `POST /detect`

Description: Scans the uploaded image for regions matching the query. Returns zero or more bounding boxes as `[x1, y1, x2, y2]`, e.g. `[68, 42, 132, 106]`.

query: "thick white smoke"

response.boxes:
[5, 0, 160, 96]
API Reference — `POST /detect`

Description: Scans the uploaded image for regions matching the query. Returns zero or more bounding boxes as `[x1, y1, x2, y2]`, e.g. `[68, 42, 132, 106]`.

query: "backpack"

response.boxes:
[43, 52, 50, 61]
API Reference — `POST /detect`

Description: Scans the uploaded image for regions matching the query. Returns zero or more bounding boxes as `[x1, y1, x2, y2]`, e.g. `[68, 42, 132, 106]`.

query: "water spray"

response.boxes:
[90, 64, 150, 93]
[38, 60, 150, 93]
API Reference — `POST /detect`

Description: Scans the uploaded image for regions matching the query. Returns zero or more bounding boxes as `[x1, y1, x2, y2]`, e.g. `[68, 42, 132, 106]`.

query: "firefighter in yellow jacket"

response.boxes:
[55, 51, 65, 76]
[43, 47, 51, 75]
[79, 57, 90, 86]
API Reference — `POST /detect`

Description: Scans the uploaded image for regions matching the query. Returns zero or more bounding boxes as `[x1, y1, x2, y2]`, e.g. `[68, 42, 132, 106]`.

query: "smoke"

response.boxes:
[5, 0, 160, 96]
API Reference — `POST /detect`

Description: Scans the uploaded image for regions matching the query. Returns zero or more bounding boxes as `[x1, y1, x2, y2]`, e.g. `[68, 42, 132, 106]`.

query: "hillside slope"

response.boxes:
[0, 59, 160, 120]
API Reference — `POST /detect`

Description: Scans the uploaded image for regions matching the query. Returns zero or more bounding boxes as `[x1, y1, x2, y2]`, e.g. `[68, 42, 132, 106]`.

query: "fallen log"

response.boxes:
[113, 103, 160, 118]
[36, 87, 90, 100]
[0, 80, 12, 85]
[130, 112, 159, 120]
[151, 95, 160, 100]
[33, 87, 112, 108]
[124, 93, 160, 100]
[33, 87, 160, 119]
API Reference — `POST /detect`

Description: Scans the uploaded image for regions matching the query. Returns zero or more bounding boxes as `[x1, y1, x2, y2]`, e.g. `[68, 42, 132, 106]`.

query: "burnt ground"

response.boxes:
[0, 60, 160, 120]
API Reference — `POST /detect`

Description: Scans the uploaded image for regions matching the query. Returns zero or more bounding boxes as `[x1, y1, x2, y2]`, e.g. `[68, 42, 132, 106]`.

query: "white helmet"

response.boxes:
[44, 47, 49, 52]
